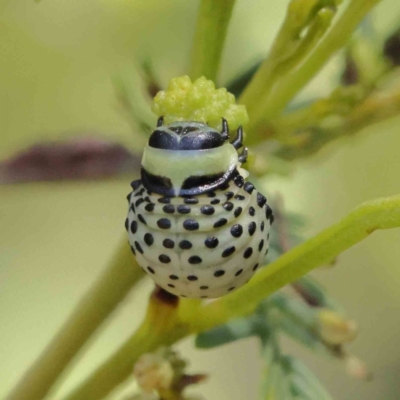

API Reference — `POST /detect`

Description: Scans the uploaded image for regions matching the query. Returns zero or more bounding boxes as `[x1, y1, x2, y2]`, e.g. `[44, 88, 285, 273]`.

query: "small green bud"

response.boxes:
[152, 76, 249, 130]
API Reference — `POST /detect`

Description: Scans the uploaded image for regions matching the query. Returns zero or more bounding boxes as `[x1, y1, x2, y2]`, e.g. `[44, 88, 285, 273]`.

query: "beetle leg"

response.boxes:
[238, 147, 248, 164]
[231, 126, 243, 149]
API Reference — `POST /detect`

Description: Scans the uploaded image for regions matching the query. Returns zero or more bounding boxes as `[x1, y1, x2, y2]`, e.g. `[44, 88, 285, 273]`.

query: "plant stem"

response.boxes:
[189, 0, 236, 82]
[199, 195, 400, 326]
[62, 194, 400, 399]
[64, 289, 185, 400]
[246, 0, 383, 136]
[7, 238, 144, 400]
[239, 0, 336, 121]
[275, 84, 400, 160]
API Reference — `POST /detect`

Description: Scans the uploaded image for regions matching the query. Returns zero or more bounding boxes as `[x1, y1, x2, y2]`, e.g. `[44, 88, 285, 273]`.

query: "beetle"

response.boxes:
[125, 117, 273, 298]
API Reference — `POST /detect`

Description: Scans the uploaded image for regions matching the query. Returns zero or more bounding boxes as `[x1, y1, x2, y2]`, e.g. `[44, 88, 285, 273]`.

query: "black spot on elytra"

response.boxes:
[138, 214, 147, 225]
[130, 220, 138, 234]
[225, 191, 234, 200]
[144, 233, 154, 246]
[257, 192, 266, 208]
[244, 182, 254, 194]
[163, 204, 175, 214]
[183, 219, 199, 231]
[205, 237, 219, 248]
[184, 197, 199, 204]
[234, 175, 244, 187]
[179, 240, 192, 250]
[222, 246, 236, 258]
[135, 241, 143, 254]
[145, 203, 155, 212]
[230, 224, 243, 238]
[244, 247, 253, 259]
[214, 218, 227, 228]
[157, 218, 171, 229]
[159, 254, 171, 263]
[163, 238, 175, 249]
[188, 256, 202, 264]
[177, 205, 191, 214]
[223, 202, 234, 211]
[234, 207, 242, 217]
[201, 205, 215, 215]
[248, 222, 256, 236]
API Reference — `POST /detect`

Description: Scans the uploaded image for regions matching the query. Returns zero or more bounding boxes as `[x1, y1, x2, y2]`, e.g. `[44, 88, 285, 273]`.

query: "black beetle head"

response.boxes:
[148, 119, 229, 151]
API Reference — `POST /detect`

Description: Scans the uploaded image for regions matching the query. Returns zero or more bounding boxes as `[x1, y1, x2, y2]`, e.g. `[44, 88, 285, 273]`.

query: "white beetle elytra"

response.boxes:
[125, 117, 273, 299]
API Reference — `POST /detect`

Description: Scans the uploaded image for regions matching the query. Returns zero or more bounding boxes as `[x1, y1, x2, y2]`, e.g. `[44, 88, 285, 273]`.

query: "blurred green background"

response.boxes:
[1, 0, 400, 399]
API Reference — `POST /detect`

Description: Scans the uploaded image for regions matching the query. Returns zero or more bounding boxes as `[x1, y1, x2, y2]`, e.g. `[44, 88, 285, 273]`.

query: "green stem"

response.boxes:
[7, 238, 144, 400]
[189, 0, 236, 82]
[62, 194, 400, 399]
[64, 289, 185, 400]
[275, 84, 400, 160]
[239, 1, 336, 121]
[247, 0, 382, 134]
[199, 194, 400, 326]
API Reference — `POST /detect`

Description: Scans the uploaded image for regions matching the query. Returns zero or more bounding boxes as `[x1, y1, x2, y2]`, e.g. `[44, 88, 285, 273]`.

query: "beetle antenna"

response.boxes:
[157, 116, 164, 127]
[221, 118, 229, 141]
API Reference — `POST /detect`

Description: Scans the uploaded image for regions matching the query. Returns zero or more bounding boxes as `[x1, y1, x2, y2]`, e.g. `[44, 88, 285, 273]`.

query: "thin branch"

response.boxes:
[63, 288, 186, 400]
[240, 0, 337, 124]
[198, 195, 400, 327]
[275, 84, 400, 160]
[189, 0, 236, 82]
[245, 0, 383, 138]
[7, 238, 144, 400]
[62, 194, 400, 399]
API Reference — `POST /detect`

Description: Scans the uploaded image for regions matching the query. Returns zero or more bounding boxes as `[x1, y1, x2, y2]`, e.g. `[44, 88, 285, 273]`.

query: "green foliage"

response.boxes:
[8, 1, 400, 400]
